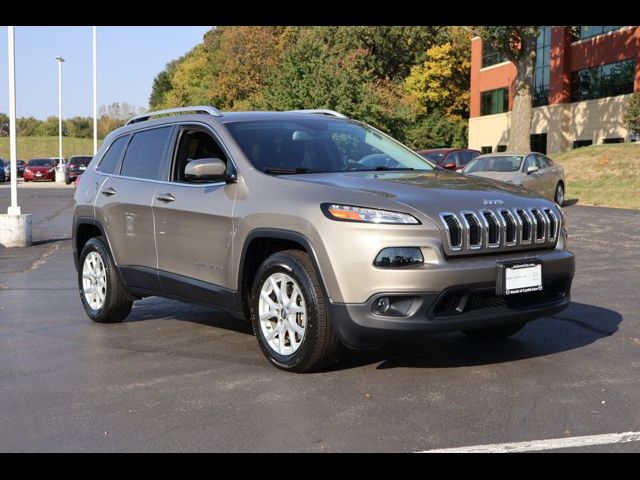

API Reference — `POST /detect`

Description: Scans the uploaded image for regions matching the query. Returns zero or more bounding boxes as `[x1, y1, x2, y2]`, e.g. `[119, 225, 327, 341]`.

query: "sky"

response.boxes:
[0, 26, 212, 119]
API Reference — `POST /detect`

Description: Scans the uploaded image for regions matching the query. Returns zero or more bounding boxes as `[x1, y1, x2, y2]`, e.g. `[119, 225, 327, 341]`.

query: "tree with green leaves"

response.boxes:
[0, 113, 9, 136]
[475, 26, 540, 151]
[623, 91, 640, 136]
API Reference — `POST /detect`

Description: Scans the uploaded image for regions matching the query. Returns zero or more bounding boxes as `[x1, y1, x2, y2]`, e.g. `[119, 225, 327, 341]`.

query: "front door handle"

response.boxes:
[101, 187, 116, 196]
[156, 193, 175, 203]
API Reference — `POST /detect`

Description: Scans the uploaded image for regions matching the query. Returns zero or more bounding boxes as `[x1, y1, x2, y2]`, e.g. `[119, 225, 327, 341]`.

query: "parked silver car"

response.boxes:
[463, 152, 565, 206]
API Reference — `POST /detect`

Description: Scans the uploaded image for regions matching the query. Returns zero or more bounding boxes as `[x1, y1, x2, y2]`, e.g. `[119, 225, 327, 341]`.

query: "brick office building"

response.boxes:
[468, 26, 640, 155]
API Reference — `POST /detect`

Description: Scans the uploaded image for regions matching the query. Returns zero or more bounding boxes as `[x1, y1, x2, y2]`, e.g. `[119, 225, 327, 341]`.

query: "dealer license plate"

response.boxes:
[496, 260, 542, 296]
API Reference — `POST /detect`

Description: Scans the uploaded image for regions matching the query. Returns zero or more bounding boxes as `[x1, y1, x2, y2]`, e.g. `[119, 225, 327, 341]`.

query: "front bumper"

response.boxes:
[327, 250, 574, 348]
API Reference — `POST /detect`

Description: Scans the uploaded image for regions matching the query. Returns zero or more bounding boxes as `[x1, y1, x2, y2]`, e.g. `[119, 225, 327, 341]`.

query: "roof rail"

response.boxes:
[126, 106, 223, 125]
[288, 109, 348, 119]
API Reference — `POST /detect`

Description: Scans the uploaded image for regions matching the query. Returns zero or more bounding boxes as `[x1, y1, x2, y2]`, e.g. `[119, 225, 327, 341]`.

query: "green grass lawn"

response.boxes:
[554, 143, 640, 210]
[0, 136, 102, 160]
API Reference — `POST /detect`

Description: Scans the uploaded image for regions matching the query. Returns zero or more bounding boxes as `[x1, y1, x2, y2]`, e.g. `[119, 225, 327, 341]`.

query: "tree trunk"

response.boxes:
[508, 31, 537, 152]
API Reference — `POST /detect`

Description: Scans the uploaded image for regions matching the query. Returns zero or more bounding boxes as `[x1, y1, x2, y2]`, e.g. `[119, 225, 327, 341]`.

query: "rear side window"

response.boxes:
[120, 127, 172, 180]
[98, 136, 129, 174]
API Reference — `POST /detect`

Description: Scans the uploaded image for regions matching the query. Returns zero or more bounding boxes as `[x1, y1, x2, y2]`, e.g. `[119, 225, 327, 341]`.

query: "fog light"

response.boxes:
[373, 296, 390, 314]
[374, 247, 423, 267]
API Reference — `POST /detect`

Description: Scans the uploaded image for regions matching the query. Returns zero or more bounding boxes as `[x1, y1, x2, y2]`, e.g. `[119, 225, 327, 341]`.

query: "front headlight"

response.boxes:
[321, 203, 420, 224]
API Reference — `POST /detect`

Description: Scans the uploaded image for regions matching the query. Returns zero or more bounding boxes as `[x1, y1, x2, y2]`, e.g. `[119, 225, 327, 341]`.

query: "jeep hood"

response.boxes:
[464, 171, 523, 183]
[285, 170, 548, 220]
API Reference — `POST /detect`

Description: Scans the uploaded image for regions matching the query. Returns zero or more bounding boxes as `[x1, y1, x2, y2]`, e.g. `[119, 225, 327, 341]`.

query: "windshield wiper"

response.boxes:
[263, 167, 312, 175]
[372, 166, 414, 171]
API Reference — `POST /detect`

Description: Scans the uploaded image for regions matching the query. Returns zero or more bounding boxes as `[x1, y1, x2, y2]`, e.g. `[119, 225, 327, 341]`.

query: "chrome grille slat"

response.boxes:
[480, 209, 500, 247]
[499, 209, 517, 246]
[439, 206, 560, 255]
[461, 211, 482, 249]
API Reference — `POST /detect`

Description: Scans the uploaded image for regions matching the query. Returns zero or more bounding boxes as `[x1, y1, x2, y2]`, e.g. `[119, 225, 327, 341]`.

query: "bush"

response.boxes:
[623, 91, 640, 135]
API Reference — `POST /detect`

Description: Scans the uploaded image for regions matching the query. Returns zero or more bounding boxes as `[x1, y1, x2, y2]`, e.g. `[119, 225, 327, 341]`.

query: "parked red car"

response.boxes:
[23, 158, 56, 182]
[417, 148, 481, 172]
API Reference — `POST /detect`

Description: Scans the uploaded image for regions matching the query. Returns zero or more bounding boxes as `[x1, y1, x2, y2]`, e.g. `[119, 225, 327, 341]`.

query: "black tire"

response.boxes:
[65, 178, 72, 185]
[78, 236, 132, 323]
[463, 322, 525, 340]
[249, 250, 340, 373]
[554, 182, 564, 206]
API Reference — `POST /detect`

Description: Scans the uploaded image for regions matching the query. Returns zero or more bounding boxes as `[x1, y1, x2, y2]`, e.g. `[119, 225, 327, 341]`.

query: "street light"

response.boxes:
[54, 56, 65, 182]
[92, 27, 97, 155]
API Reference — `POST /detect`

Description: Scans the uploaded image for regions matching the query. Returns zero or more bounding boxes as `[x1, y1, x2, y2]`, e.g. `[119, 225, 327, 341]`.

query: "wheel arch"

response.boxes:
[238, 229, 332, 308]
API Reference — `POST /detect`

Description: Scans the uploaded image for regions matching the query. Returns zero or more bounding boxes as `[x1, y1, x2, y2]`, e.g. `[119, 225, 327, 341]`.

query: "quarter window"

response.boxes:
[97, 135, 129, 174]
[120, 127, 173, 180]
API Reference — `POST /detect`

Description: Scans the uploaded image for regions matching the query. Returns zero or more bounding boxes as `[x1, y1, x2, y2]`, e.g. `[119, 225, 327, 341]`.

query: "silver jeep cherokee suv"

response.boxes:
[73, 106, 575, 372]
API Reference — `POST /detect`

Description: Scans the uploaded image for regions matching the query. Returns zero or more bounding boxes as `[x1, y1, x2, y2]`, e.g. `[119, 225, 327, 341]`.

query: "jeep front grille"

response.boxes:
[439, 207, 560, 254]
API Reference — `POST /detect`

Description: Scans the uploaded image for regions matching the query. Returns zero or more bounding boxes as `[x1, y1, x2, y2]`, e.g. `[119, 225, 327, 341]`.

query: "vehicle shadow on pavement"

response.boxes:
[335, 302, 622, 371]
[126, 297, 254, 336]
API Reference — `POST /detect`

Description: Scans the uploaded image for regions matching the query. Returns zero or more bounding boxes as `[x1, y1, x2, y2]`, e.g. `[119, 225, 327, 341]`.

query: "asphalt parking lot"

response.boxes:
[1, 182, 639, 452]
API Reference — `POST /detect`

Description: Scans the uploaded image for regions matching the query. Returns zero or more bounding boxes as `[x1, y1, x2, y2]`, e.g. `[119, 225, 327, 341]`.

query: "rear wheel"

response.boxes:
[463, 322, 525, 339]
[249, 250, 340, 373]
[554, 182, 564, 206]
[78, 237, 132, 323]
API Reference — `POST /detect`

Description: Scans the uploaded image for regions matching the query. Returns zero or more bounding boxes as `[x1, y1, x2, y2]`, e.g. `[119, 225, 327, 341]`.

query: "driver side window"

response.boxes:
[172, 127, 228, 182]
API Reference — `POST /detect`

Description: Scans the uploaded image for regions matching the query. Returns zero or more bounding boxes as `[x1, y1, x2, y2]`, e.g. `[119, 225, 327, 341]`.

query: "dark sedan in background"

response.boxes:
[417, 148, 481, 172]
[0, 158, 8, 182]
[65, 155, 92, 184]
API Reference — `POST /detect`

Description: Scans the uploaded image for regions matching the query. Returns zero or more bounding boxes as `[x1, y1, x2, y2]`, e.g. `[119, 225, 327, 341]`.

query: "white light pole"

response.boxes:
[1, 26, 32, 248]
[92, 26, 97, 155]
[54, 55, 65, 182]
[7, 27, 19, 215]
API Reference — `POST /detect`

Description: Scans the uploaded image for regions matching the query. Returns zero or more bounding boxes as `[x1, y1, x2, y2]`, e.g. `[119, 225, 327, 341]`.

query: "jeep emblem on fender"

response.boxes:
[483, 199, 504, 206]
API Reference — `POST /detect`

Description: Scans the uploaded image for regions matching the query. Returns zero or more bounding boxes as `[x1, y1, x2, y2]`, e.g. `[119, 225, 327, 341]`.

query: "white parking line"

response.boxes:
[419, 431, 640, 453]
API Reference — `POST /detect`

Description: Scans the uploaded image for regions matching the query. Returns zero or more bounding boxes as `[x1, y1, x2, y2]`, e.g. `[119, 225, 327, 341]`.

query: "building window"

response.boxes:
[603, 137, 624, 144]
[481, 146, 493, 154]
[577, 26, 623, 40]
[482, 42, 508, 68]
[573, 140, 593, 149]
[570, 59, 636, 102]
[530, 134, 547, 154]
[480, 88, 509, 116]
[533, 26, 551, 107]
[496, 145, 507, 152]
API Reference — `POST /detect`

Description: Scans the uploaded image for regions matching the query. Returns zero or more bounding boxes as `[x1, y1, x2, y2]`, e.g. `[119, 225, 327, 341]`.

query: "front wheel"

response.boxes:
[463, 322, 525, 339]
[554, 182, 564, 206]
[78, 237, 132, 323]
[249, 250, 340, 373]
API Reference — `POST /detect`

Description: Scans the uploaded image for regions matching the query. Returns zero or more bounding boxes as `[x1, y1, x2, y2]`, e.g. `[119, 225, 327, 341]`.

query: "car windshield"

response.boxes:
[225, 118, 435, 174]
[420, 152, 445, 162]
[464, 155, 523, 173]
[70, 156, 92, 166]
[28, 159, 54, 167]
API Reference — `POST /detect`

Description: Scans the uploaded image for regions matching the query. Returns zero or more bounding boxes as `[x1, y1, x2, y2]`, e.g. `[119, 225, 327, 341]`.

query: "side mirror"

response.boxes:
[527, 165, 539, 174]
[184, 157, 229, 182]
[443, 162, 456, 170]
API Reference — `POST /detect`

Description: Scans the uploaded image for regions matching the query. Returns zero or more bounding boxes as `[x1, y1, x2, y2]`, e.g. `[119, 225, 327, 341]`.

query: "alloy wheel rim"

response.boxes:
[258, 272, 307, 356]
[82, 252, 107, 310]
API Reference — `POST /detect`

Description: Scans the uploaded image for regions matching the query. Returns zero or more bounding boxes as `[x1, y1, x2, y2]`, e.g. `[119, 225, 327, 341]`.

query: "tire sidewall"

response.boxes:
[250, 255, 320, 371]
[78, 237, 116, 321]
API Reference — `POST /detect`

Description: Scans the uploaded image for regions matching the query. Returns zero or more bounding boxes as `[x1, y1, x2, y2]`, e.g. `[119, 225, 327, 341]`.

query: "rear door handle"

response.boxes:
[101, 187, 116, 196]
[156, 193, 175, 203]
